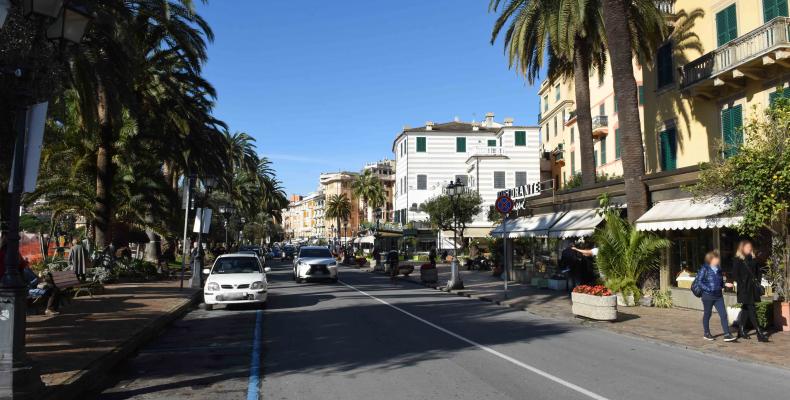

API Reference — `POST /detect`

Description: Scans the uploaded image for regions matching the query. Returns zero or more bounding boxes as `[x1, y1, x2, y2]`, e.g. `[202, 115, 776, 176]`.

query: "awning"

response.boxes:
[443, 227, 495, 238]
[359, 235, 376, 244]
[635, 196, 742, 231]
[490, 212, 566, 238]
[548, 209, 604, 238]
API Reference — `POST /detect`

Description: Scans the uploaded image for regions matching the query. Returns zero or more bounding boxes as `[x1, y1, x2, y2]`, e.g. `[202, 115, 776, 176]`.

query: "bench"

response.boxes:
[51, 270, 96, 298]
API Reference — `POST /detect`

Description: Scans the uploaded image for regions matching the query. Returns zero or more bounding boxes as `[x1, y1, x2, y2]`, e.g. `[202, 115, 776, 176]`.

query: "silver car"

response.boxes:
[293, 246, 338, 283]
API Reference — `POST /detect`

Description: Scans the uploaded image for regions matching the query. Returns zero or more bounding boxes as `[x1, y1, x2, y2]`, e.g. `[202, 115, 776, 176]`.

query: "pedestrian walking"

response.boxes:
[732, 240, 768, 342]
[68, 238, 89, 280]
[696, 251, 736, 342]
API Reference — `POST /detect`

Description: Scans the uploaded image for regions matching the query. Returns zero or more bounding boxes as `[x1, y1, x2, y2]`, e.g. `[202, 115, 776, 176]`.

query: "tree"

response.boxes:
[600, 0, 667, 221]
[420, 192, 483, 253]
[691, 99, 790, 298]
[325, 194, 352, 241]
[352, 169, 386, 222]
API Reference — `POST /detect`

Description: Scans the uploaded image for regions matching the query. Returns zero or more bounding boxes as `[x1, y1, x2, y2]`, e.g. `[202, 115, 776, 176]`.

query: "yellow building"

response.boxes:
[538, 60, 646, 189]
[319, 171, 362, 240]
[643, 0, 789, 172]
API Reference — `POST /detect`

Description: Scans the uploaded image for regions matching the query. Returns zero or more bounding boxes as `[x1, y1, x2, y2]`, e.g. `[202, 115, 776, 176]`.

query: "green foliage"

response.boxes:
[352, 169, 386, 222]
[565, 173, 583, 189]
[420, 192, 483, 233]
[756, 301, 774, 329]
[593, 211, 671, 299]
[652, 290, 673, 308]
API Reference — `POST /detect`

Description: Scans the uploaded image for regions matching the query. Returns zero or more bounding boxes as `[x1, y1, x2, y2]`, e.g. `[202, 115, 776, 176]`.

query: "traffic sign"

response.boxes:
[495, 194, 513, 214]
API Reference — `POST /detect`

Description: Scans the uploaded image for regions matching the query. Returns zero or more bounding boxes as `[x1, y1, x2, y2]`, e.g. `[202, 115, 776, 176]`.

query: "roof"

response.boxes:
[391, 122, 539, 151]
[218, 253, 258, 258]
[635, 197, 742, 231]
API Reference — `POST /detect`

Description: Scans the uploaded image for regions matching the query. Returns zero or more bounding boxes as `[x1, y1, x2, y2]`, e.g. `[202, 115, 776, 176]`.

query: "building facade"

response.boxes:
[392, 113, 541, 238]
[319, 171, 362, 241]
[361, 159, 396, 222]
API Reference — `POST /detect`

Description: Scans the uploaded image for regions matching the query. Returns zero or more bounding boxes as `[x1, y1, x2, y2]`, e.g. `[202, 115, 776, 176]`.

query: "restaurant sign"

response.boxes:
[495, 181, 543, 212]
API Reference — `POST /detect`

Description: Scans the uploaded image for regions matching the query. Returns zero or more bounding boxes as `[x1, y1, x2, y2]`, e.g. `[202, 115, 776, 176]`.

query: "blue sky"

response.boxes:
[196, 0, 541, 196]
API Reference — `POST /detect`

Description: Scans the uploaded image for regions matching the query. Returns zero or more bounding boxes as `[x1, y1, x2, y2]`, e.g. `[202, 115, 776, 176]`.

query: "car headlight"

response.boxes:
[251, 281, 264, 289]
[206, 282, 220, 291]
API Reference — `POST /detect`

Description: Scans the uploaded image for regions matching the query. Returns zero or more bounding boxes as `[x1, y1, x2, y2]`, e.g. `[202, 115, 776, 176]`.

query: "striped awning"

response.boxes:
[635, 196, 742, 231]
[548, 209, 604, 238]
[490, 212, 566, 238]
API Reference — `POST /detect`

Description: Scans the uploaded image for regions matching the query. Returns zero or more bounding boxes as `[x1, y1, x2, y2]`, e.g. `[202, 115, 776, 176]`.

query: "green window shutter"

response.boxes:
[764, 0, 788, 22]
[614, 95, 618, 113]
[515, 131, 526, 146]
[599, 103, 605, 116]
[571, 151, 575, 175]
[487, 139, 496, 147]
[717, 5, 738, 46]
[659, 128, 677, 171]
[721, 105, 743, 158]
[456, 137, 466, 152]
[570, 127, 575, 143]
[770, 87, 790, 106]
[600, 136, 607, 165]
[416, 137, 426, 152]
[615, 128, 622, 159]
[638, 86, 645, 105]
[657, 43, 674, 87]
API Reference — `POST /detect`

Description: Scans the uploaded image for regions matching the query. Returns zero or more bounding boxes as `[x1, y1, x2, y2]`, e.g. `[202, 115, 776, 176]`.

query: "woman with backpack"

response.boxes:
[732, 240, 769, 342]
[695, 251, 737, 342]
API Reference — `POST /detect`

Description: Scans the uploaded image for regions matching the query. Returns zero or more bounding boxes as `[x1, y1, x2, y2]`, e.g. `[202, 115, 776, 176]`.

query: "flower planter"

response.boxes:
[420, 265, 438, 284]
[572, 292, 618, 321]
[774, 301, 790, 332]
[726, 306, 742, 327]
[616, 292, 636, 307]
[530, 277, 548, 288]
[547, 278, 567, 291]
[511, 269, 530, 283]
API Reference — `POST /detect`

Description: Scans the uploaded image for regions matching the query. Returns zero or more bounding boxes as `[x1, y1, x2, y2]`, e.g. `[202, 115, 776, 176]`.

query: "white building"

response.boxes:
[392, 113, 541, 239]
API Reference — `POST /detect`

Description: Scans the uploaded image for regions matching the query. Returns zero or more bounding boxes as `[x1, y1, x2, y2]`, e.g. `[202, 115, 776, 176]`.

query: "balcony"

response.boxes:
[467, 146, 508, 162]
[682, 17, 790, 95]
[592, 115, 608, 138]
[552, 144, 565, 166]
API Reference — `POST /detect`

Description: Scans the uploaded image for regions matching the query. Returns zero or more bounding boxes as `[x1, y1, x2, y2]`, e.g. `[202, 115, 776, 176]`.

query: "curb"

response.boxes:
[43, 290, 202, 400]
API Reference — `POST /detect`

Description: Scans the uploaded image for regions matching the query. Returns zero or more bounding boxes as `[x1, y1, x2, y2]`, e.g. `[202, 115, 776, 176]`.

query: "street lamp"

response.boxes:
[1, 2, 93, 398]
[218, 204, 235, 246]
[189, 176, 216, 289]
[239, 216, 246, 245]
[445, 178, 466, 290]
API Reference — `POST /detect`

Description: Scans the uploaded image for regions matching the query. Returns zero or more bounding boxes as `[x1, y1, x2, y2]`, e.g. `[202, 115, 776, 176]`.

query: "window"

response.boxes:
[487, 139, 497, 147]
[455, 175, 469, 187]
[638, 85, 645, 105]
[716, 4, 738, 46]
[515, 171, 527, 187]
[562, 109, 566, 123]
[456, 137, 466, 152]
[615, 128, 622, 159]
[555, 84, 560, 101]
[657, 42, 674, 88]
[571, 127, 575, 144]
[494, 171, 506, 189]
[614, 94, 618, 113]
[571, 151, 576, 175]
[417, 175, 427, 190]
[600, 136, 607, 165]
[659, 128, 677, 171]
[515, 131, 526, 146]
[769, 87, 790, 106]
[763, 0, 788, 22]
[721, 105, 743, 158]
[553, 116, 558, 137]
[545, 124, 550, 140]
[543, 95, 548, 111]
[416, 137, 426, 152]
[594, 150, 598, 167]
[599, 103, 605, 116]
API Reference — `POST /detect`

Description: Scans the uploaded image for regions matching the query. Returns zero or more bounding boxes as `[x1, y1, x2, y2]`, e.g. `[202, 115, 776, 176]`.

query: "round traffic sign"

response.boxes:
[495, 195, 513, 214]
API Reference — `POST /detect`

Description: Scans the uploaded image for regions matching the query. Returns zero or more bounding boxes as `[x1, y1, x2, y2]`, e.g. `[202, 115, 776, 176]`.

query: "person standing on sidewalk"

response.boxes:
[698, 251, 736, 342]
[732, 240, 768, 342]
[68, 238, 89, 280]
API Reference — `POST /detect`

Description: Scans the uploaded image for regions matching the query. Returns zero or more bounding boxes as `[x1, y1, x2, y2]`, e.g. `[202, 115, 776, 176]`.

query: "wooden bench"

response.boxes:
[51, 270, 96, 298]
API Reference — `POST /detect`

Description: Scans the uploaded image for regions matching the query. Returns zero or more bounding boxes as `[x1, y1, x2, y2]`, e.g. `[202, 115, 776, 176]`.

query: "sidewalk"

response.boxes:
[386, 263, 790, 370]
[25, 279, 199, 400]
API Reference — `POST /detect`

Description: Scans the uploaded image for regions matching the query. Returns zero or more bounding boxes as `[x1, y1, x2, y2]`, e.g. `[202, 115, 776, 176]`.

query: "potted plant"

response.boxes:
[547, 273, 567, 291]
[766, 255, 790, 332]
[420, 262, 438, 284]
[571, 285, 617, 321]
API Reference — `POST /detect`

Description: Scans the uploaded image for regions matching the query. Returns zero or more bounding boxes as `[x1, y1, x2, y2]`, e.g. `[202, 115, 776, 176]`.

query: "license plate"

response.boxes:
[224, 293, 245, 300]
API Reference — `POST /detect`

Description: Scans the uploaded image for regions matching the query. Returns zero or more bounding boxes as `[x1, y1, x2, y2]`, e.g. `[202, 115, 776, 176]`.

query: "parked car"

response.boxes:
[293, 246, 338, 283]
[203, 253, 271, 310]
[283, 245, 296, 260]
[238, 249, 266, 266]
[271, 247, 282, 260]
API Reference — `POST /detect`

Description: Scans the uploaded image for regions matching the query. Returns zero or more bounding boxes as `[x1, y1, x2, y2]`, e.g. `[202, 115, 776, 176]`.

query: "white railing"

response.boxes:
[683, 17, 790, 88]
[468, 146, 506, 157]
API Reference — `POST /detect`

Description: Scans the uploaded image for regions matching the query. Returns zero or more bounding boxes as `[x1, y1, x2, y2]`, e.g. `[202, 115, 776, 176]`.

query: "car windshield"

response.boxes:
[300, 248, 332, 258]
[212, 257, 261, 274]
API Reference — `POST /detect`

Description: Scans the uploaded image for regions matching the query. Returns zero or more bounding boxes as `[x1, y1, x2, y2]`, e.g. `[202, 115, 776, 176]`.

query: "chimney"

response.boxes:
[504, 117, 514, 127]
[425, 121, 434, 131]
[485, 112, 495, 127]
[472, 122, 480, 131]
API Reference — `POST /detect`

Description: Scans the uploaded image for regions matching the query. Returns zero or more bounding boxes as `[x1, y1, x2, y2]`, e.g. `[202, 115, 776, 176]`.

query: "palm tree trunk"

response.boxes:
[601, 0, 649, 222]
[95, 140, 113, 248]
[573, 41, 597, 187]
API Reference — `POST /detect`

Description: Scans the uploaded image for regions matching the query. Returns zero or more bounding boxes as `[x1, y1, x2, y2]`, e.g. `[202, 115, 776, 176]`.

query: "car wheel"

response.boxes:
[204, 304, 213, 311]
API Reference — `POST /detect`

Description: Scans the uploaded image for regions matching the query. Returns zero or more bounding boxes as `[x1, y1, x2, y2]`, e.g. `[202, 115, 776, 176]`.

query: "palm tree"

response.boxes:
[599, 0, 667, 221]
[325, 194, 352, 242]
[352, 169, 386, 222]
[490, 0, 608, 187]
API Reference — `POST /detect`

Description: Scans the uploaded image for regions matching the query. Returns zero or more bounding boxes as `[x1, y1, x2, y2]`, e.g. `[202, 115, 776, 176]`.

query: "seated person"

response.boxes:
[24, 266, 61, 316]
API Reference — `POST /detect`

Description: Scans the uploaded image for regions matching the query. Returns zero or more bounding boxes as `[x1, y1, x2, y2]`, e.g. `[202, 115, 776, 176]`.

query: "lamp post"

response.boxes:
[218, 204, 235, 247]
[239, 216, 246, 245]
[189, 176, 216, 289]
[179, 175, 196, 290]
[445, 178, 465, 290]
[1, 2, 93, 398]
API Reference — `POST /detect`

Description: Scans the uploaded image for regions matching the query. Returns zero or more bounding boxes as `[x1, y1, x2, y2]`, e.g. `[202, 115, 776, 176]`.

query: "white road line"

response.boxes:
[247, 309, 263, 400]
[339, 280, 609, 400]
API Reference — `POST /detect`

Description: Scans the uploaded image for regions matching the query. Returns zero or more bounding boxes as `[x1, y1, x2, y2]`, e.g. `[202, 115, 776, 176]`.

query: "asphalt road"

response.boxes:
[95, 260, 790, 400]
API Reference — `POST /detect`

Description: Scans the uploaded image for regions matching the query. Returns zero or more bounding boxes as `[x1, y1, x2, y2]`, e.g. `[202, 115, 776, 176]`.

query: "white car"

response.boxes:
[203, 253, 271, 310]
[293, 246, 338, 283]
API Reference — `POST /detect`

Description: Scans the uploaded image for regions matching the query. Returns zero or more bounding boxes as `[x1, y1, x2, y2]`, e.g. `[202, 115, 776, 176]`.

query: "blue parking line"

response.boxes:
[247, 309, 263, 400]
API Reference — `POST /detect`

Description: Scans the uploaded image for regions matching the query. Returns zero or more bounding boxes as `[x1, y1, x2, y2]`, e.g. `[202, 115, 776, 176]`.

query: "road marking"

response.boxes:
[247, 309, 263, 400]
[339, 280, 609, 400]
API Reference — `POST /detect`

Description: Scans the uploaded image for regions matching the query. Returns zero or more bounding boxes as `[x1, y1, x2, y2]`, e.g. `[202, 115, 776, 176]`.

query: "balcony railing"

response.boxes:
[469, 146, 506, 157]
[682, 17, 790, 88]
[592, 115, 608, 130]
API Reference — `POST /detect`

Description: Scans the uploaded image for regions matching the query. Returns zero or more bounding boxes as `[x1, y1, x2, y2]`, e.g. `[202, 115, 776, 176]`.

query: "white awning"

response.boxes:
[491, 212, 566, 238]
[635, 197, 742, 231]
[548, 209, 604, 238]
[359, 235, 376, 244]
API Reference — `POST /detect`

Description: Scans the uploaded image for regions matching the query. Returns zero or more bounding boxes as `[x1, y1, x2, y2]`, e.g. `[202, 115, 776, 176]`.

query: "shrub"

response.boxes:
[652, 290, 673, 308]
[756, 301, 774, 329]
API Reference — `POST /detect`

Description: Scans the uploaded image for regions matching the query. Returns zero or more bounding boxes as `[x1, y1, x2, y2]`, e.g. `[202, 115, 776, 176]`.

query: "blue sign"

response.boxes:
[495, 195, 513, 214]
